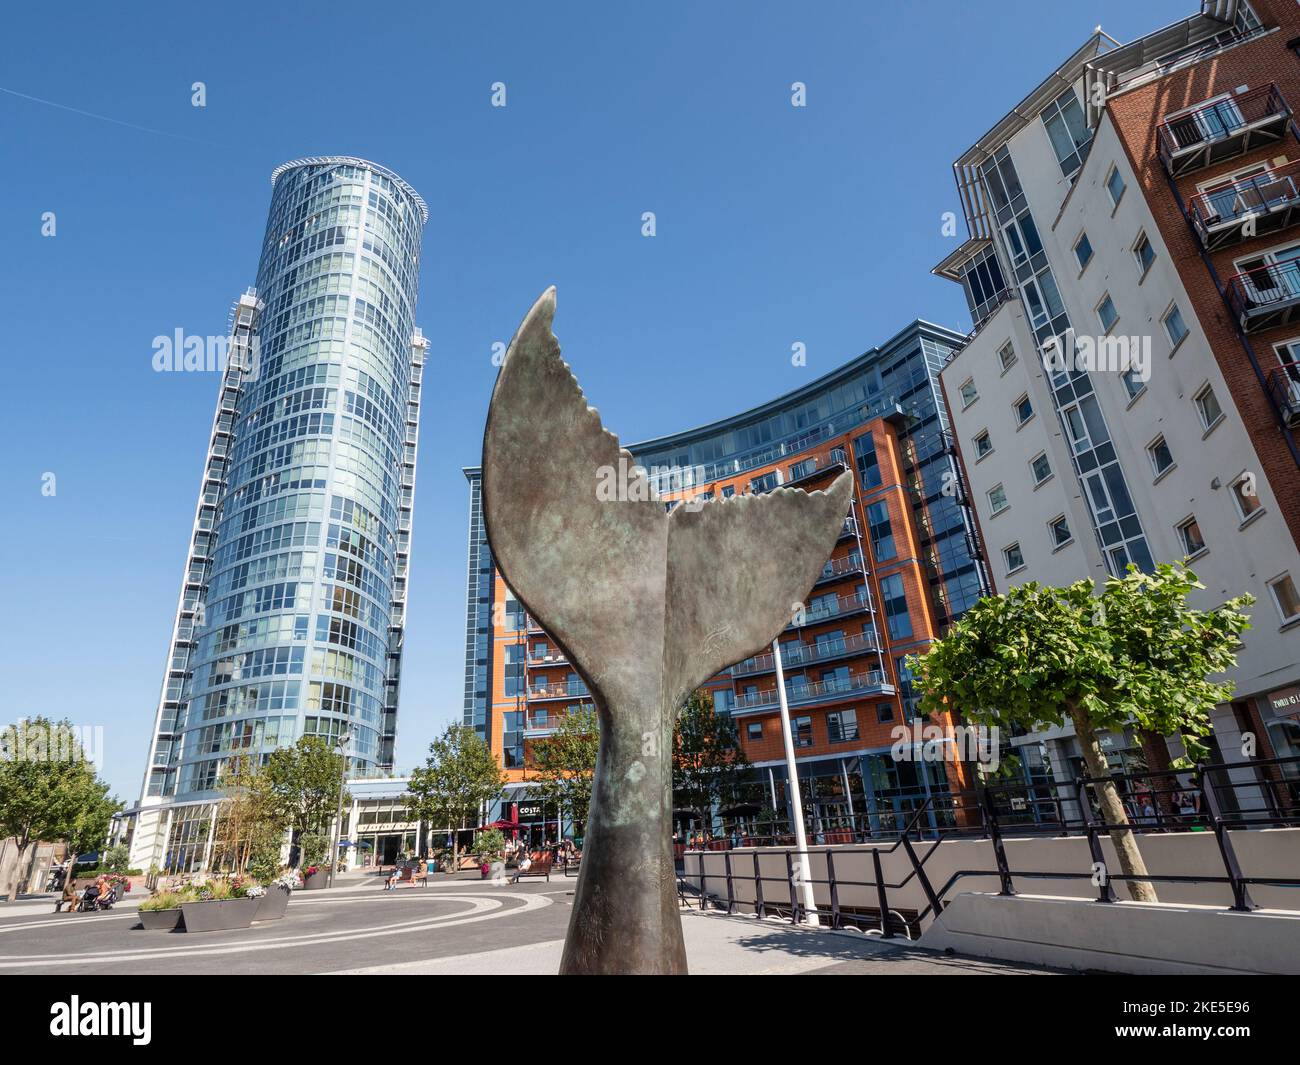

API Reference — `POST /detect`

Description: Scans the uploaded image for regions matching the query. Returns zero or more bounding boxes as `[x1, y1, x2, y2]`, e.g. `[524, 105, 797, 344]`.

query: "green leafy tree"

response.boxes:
[911, 563, 1251, 902]
[527, 706, 599, 833]
[213, 754, 284, 875]
[102, 844, 132, 875]
[406, 725, 505, 866]
[265, 737, 348, 868]
[673, 690, 752, 832]
[0, 718, 120, 902]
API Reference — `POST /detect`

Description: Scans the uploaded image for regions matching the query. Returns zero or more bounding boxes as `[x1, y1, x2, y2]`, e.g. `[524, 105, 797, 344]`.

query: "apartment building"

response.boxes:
[935, 0, 1300, 800]
[463, 319, 991, 837]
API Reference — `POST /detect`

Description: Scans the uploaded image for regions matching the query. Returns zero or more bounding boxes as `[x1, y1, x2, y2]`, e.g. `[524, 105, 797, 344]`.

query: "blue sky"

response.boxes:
[0, 0, 1193, 800]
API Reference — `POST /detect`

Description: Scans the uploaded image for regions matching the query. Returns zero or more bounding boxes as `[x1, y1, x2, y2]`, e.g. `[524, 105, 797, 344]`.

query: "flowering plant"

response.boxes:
[274, 871, 301, 891]
[301, 865, 321, 879]
[245, 884, 267, 898]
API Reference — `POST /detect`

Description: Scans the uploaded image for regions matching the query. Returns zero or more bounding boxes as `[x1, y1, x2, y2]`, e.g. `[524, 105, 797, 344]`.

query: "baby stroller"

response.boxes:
[95, 886, 118, 910]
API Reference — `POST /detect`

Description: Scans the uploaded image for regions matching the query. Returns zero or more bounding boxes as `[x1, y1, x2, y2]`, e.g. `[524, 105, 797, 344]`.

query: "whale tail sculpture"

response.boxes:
[482, 288, 853, 974]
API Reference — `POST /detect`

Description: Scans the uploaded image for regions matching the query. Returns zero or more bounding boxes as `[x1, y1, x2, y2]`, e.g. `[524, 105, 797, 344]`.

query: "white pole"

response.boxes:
[773, 639, 819, 926]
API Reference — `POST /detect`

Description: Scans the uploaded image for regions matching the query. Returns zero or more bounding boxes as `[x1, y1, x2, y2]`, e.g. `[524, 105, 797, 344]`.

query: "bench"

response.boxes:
[512, 852, 553, 882]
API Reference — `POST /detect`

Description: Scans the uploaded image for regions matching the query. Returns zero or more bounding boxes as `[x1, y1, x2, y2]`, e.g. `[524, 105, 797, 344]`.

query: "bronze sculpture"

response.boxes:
[482, 288, 852, 973]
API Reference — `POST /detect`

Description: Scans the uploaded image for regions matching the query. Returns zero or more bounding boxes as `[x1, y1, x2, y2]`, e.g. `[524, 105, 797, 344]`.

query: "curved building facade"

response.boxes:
[131, 157, 428, 871]
[464, 319, 993, 840]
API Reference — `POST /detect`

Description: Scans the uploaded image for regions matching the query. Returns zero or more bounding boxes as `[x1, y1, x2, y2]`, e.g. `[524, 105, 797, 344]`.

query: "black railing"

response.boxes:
[678, 756, 1300, 929]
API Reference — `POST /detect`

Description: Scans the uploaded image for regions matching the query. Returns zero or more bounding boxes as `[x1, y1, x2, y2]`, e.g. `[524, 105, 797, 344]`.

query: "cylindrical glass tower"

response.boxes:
[143, 157, 427, 820]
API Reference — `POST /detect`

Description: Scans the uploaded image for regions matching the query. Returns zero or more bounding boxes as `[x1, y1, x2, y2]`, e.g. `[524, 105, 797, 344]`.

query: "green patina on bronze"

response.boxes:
[482, 288, 852, 974]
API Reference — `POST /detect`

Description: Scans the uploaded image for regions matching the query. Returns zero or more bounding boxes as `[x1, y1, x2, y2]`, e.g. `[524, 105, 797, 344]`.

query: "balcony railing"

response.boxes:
[732, 631, 881, 678]
[1225, 259, 1300, 333]
[1266, 368, 1300, 427]
[731, 669, 894, 715]
[814, 552, 865, 585]
[527, 650, 569, 668]
[1158, 84, 1291, 177]
[523, 704, 594, 736]
[527, 682, 590, 702]
[784, 453, 848, 487]
[787, 590, 872, 630]
[1188, 160, 1300, 251]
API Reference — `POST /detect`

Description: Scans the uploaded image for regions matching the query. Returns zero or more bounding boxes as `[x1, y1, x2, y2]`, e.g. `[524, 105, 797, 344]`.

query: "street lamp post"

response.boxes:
[326, 732, 351, 889]
[772, 639, 819, 926]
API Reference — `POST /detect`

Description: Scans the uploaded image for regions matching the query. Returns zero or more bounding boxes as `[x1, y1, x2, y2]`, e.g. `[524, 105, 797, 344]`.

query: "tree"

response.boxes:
[0, 718, 120, 902]
[265, 737, 348, 868]
[406, 725, 505, 866]
[673, 690, 752, 832]
[911, 563, 1251, 903]
[212, 755, 284, 875]
[527, 706, 599, 835]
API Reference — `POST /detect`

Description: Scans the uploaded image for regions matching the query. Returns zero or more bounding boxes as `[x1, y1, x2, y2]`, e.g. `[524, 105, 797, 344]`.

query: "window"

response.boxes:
[1002, 210, 1044, 269]
[880, 573, 912, 640]
[750, 471, 778, 494]
[793, 716, 813, 748]
[974, 430, 993, 459]
[854, 432, 882, 490]
[827, 708, 859, 743]
[959, 378, 978, 407]
[987, 484, 1009, 514]
[1074, 232, 1094, 270]
[1003, 542, 1025, 573]
[1194, 383, 1224, 430]
[1231, 473, 1263, 521]
[1177, 516, 1207, 557]
[722, 485, 735, 498]
[1063, 395, 1107, 454]
[1133, 232, 1155, 275]
[1030, 452, 1052, 485]
[867, 500, 895, 561]
[1122, 367, 1146, 400]
[1048, 515, 1072, 549]
[1163, 304, 1189, 348]
[1106, 166, 1126, 207]
[876, 703, 894, 724]
[998, 341, 1017, 371]
[1014, 394, 1033, 425]
[1042, 88, 1092, 177]
[1097, 294, 1119, 332]
[746, 721, 763, 741]
[1268, 573, 1300, 623]
[1148, 435, 1174, 477]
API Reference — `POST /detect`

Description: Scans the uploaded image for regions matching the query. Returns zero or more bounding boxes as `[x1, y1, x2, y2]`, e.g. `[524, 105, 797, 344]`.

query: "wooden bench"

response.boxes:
[512, 852, 553, 882]
[395, 864, 428, 886]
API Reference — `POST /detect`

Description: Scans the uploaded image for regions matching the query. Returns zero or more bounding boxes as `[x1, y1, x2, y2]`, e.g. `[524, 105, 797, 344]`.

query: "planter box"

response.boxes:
[302, 871, 327, 891]
[254, 885, 291, 921]
[179, 897, 261, 933]
[138, 907, 184, 932]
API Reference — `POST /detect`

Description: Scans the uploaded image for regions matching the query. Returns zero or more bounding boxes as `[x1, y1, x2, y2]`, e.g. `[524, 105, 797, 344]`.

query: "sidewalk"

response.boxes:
[328, 908, 1063, 975]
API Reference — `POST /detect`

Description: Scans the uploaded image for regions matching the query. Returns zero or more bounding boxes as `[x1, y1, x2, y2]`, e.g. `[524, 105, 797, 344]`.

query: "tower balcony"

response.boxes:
[785, 590, 873, 630]
[730, 669, 894, 716]
[522, 704, 593, 737]
[813, 552, 866, 586]
[1226, 260, 1300, 333]
[731, 630, 881, 678]
[527, 681, 590, 702]
[1188, 160, 1300, 251]
[1266, 368, 1300, 427]
[527, 649, 569, 668]
[1158, 84, 1291, 177]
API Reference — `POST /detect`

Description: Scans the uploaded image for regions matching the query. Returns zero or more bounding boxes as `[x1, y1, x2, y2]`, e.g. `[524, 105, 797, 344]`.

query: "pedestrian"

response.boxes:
[54, 875, 78, 914]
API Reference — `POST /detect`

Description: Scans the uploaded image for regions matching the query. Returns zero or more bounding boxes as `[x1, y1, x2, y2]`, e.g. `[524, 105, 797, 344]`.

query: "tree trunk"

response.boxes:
[1138, 729, 1177, 821]
[1066, 700, 1158, 903]
[1, 839, 31, 904]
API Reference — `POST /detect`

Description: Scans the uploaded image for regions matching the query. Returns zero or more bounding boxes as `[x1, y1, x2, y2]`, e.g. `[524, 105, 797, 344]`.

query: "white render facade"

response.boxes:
[935, 10, 1300, 790]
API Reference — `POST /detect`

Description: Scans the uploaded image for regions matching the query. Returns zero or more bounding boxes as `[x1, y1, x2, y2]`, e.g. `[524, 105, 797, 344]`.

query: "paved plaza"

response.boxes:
[0, 873, 1059, 975]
